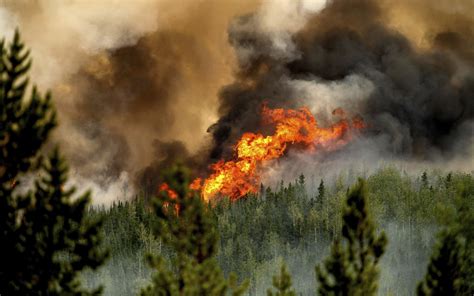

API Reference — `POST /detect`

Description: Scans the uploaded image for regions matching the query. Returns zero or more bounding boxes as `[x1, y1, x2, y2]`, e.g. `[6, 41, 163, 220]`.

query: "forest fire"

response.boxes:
[158, 183, 178, 200]
[186, 105, 365, 202]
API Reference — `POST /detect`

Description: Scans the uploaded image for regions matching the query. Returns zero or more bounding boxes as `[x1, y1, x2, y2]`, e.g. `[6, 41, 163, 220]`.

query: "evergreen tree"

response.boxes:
[456, 188, 474, 294]
[316, 179, 387, 296]
[421, 171, 429, 188]
[418, 185, 473, 296]
[317, 179, 325, 207]
[445, 172, 452, 188]
[417, 229, 468, 296]
[267, 264, 296, 296]
[141, 164, 248, 296]
[0, 31, 107, 295]
[298, 174, 305, 187]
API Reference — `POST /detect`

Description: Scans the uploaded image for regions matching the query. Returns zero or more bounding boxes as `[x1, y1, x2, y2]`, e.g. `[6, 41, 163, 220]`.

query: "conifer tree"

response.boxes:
[418, 186, 473, 296]
[267, 264, 296, 296]
[0, 30, 107, 295]
[421, 171, 429, 188]
[417, 229, 468, 296]
[316, 179, 387, 296]
[317, 179, 325, 207]
[298, 174, 305, 187]
[141, 164, 248, 296]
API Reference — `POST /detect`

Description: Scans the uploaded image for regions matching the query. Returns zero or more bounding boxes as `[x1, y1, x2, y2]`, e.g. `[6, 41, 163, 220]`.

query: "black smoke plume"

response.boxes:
[209, 0, 474, 163]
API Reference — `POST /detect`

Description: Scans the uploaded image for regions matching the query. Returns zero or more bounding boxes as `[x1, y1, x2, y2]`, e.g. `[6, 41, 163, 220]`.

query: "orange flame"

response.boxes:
[158, 179, 203, 213]
[158, 105, 364, 203]
[190, 106, 365, 201]
[158, 183, 178, 199]
[192, 105, 364, 202]
[158, 183, 180, 214]
[189, 178, 202, 191]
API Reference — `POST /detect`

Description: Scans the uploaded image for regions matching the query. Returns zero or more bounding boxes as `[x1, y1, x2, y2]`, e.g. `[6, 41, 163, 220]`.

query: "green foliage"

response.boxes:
[84, 170, 474, 295]
[267, 264, 296, 296]
[316, 179, 387, 296]
[418, 185, 474, 296]
[0, 31, 107, 295]
[417, 229, 467, 296]
[141, 164, 248, 296]
[0, 30, 56, 185]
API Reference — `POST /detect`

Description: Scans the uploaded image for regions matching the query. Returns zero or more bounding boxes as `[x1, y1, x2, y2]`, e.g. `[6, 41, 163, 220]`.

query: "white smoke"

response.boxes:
[0, 7, 16, 40]
[68, 171, 135, 206]
[0, 0, 160, 88]
[289, 74, 375, 120]
[231, 0, 328, 66]
[0, 0, 159, 204]
[257, 0, 327, 59]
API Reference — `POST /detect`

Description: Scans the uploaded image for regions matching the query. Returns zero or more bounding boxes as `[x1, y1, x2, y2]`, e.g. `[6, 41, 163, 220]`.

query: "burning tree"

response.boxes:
[316, 179, 387, 296]
[0, 31, 107, 294]
[194, 105, 364, 202]
[141, 164, 248, 295]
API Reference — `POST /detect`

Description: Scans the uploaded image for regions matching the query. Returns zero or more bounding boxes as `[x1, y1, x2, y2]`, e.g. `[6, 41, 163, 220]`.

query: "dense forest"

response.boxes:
[83, 168, 473, 295]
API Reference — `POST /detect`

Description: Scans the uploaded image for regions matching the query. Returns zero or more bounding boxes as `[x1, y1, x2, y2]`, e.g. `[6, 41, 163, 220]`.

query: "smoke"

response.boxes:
[209, 0, 474, 183]
[0, 0, 472, 203]
[0, 0, 260, 204]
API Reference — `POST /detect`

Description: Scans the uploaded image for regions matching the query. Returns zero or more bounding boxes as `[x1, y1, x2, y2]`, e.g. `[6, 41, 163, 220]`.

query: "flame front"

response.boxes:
[192, 105, 364, 202]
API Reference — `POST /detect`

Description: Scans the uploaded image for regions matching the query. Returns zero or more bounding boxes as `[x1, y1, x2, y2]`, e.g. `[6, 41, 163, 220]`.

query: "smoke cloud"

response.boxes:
[209, 0, 474, 184]
[0, 0, 260, 203]
[0, 0, 472, 203]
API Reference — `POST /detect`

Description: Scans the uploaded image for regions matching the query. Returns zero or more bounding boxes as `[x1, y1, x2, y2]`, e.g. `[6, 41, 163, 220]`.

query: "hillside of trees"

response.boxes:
[83, 168, 473, 295]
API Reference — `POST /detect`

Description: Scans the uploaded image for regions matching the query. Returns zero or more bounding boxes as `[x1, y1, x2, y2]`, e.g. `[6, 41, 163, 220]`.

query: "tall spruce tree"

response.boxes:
[316, 179, 387, 296]
[417, 187, 473, 296]
[141, 164, 248, 296]
[0, 30, 108, 295]
[317, 179, 325, 207]
[417, 229, 468, 296]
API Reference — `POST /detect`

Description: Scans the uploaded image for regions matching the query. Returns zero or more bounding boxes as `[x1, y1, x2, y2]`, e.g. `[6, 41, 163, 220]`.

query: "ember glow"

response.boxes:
[158, 183, 178, 200]
[158, 183, 180, 214]
[190, 105, 364, 202]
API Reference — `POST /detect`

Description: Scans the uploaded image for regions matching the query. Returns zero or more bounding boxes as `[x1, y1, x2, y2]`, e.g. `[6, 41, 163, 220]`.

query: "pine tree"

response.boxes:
[421, 171, 429, 188]
[298, 174, 305, 187]
[0, 31, 108, 295]
[316, 179, 387, 296]
[317, 179, 325, 207]
[267, 264, 296, 296]
[141, 164, 248, 296]
[417, 229, 468, 296]
[418, 184, 474, 296]
[445, 172, 452, 188]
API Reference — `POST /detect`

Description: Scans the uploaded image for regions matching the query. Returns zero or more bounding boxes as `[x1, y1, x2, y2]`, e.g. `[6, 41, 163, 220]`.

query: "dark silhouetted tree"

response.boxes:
[141, 164, 248, 296]
[421, 171, 429, 188]
[316, 179, 387, 296]
[418, 186, 473, 296]
[417, 229, 468, 296]
[317, 179, 325, 207]
[267, 264, 296, 296]
[0, 30, 108, 295]
[298, 174, 305, 187]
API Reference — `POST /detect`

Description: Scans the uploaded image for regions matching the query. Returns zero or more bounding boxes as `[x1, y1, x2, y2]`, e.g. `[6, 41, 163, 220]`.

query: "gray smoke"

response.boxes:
[0, 0, 472, 203]
[0, 0, 260, 204]
[209, 0, 474, 171]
